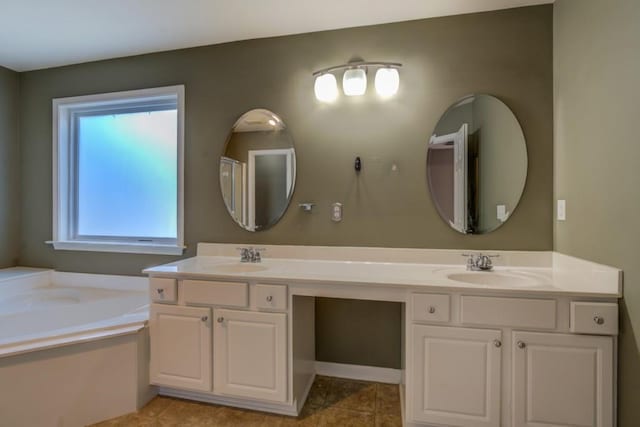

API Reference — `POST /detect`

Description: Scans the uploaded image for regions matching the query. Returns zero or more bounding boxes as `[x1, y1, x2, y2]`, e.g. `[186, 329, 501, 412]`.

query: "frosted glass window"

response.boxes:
[52, 85, 184, 255]
[76, 110, 178, 238]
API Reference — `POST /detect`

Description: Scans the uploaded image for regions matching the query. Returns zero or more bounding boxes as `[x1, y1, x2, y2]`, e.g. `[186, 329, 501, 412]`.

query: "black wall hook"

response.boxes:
[355, 156, 362, 172]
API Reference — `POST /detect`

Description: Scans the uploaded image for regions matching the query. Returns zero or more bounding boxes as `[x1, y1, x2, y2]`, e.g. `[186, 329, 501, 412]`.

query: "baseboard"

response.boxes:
[157, 387, 298, 416]
[314, 361, 402, 384]
[296, 372, 316, 413]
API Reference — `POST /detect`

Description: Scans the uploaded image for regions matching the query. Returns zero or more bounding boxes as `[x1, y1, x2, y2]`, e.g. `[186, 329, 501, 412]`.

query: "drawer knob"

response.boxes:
[201, 316, 208, 322]
[217, 317, 224, 323]
[428, 306, 436, 314]
[516, 340, 526, 349]
[266, 295, 273, 302]
[494, 339, 502, 348]
[593, 315, 605, 325]
[157, 288, 164, 294]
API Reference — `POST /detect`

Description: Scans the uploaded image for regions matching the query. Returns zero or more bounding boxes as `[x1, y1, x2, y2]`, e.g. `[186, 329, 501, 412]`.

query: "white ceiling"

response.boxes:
[0, 0, 553, 72]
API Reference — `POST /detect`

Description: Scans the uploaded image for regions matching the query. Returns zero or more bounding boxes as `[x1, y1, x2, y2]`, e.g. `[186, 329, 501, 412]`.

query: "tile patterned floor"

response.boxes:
[91, 376, 402, 427]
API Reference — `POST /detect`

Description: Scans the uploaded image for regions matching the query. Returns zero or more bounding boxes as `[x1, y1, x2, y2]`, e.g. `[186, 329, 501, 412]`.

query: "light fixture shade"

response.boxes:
[375, 68, 400, 98]
[342, 68, 367, 96]
[314, 73, 339, 103]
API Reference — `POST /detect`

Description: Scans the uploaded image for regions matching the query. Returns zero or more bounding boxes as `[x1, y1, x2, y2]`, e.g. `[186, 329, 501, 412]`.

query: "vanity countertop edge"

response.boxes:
[143, 247, 622, 299]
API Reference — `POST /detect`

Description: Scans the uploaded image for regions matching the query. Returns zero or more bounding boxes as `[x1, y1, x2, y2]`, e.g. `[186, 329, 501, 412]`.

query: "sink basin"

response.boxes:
[446, 271, 541, 287]
[213, 263, 269, 273]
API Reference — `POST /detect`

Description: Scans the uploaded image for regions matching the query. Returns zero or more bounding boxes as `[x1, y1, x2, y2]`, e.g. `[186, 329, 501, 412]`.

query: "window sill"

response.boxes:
[46, 240, 185, 255]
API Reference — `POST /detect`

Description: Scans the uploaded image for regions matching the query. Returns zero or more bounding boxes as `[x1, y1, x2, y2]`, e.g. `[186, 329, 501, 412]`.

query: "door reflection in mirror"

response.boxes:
[427, 95, 527, 234]
[220, 109, 296, 232]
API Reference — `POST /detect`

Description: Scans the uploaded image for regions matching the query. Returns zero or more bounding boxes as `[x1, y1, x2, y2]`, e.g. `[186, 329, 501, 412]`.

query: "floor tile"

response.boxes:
[375, 383, 401, 416]
[375, 413, 402, 427]
[305, 375, 332, 408]
[278, 404, 324, 426]
[138, 396, 174, 418]
[324, 378, 377, 413]
[154, 399, 221, 426]
[89, 376, 401, 427]
[316, 407, 375, 427]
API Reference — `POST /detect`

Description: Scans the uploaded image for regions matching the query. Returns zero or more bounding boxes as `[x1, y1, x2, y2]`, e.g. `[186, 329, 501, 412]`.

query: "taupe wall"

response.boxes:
[18, 6, 552, 368]
[554, 1, 640, 424]
[0, 66, 19, 268]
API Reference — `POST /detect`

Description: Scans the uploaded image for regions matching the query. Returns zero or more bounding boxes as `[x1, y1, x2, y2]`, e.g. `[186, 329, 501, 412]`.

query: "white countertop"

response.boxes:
[143, 245, 622, 298]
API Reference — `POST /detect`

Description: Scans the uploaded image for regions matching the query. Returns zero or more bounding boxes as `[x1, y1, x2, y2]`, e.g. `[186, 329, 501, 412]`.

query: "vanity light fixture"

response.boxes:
[312, 61, 402, 102]
[313, 73, 339, 103]
[374, 67, 400, 98]
[343, 68, 367, 96]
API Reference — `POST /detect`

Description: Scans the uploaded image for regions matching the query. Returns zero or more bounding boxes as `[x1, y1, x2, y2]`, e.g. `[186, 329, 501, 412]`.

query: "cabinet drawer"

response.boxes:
[461, 296, 556, 329]
[412, 293, 450, 322]
[150, 278, 177, 303]
[182, 280, 248, 307]
[571, 302, 618, 335]
[255, 284, 287, 310]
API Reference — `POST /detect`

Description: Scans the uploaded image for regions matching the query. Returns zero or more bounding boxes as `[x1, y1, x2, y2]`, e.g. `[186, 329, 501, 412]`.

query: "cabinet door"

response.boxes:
[214, 309, 287, 403]
[411, 325, 502, 427]
[149, 304, 212, 391]
[512, 331, 613, 427]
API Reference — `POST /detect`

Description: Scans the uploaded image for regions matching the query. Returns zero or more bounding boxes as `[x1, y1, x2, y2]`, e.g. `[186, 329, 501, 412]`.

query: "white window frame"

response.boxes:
[50, 85, 185, 255]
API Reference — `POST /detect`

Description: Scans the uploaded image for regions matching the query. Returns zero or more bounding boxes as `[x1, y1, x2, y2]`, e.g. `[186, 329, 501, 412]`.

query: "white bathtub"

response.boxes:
[0, 267, 154, 427]
[0, 268, 149, 356]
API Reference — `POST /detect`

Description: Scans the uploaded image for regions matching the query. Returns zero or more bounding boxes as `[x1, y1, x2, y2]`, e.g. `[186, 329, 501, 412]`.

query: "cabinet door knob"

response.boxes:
[516, 340, 526, 349]
[428, 306, 436, 314]
[201, 316, 208, 322]
[493, 339, 502, 348]
[594, 315, 605, 325]
[266, 295, 273, 302]
[157, 288, 164, 294]
[217, 317, 224, 323]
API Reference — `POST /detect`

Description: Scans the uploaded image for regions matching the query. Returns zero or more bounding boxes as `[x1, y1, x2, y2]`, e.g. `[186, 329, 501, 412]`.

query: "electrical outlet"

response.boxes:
[497, 204, 509, 222]
[331, 203, 343, 222]
[557, 199, 566, 221]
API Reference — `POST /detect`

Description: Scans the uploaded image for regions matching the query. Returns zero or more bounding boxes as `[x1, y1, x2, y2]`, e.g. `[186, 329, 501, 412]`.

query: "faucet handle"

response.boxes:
[476, 254, 495, 271]
[253, 248, 266, 263]
[236, 247, 251, 262]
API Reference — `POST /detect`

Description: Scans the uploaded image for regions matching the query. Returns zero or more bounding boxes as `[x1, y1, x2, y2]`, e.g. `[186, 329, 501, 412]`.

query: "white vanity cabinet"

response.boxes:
[407, 293, 617, 427]
[149, 304, 212, 391]
[213, 308, 288, 403]
[147, 277, 296, 415]
[512, 331, 613, 427]
[411, 325, 502, 427]
[144, 247, 621, 424]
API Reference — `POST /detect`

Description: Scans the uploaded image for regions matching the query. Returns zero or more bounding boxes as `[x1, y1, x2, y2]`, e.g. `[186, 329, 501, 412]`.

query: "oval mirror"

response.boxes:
[220, 109, 296, 231]
[427, 94, 527, 234]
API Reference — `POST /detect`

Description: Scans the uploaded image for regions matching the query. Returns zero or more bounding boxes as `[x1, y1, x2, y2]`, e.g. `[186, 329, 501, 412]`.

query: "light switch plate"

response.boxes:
[557, 199, 566, 221]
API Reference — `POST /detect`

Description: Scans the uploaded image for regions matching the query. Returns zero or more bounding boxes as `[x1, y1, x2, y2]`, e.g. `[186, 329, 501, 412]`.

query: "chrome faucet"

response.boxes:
[238, 247, 265, 263]
[462, 253, 499, 271]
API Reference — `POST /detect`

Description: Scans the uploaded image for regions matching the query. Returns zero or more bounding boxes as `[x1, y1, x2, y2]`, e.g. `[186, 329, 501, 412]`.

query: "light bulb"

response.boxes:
[375, 68, 399, 98]
[314, 73, 338, 103]
[342, 68, 367, 96]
